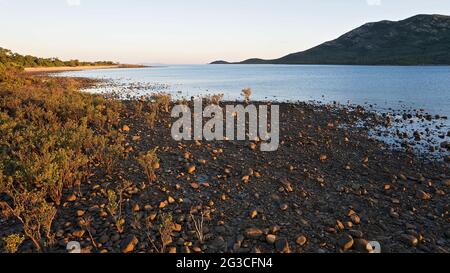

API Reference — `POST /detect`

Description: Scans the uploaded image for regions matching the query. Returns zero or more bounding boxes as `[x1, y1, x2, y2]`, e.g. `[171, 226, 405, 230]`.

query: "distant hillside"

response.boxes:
[212, 14, 450, 65]
[0, 47, 117, 68]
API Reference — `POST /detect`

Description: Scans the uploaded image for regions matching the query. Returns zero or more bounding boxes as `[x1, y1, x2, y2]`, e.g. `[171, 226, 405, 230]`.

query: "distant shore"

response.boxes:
[24, 64, 148, 74]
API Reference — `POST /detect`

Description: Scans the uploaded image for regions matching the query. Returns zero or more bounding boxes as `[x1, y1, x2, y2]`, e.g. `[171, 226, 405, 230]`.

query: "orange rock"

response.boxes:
[122, 125, 130, 132]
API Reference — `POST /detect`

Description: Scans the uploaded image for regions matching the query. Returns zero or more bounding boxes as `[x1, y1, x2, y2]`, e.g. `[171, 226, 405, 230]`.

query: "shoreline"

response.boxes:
[24, 64, 149, 74]
[1, 74, 449, 253]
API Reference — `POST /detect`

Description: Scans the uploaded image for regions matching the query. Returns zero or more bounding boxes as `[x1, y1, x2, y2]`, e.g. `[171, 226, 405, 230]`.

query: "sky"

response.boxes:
[1, 0, 450, 64]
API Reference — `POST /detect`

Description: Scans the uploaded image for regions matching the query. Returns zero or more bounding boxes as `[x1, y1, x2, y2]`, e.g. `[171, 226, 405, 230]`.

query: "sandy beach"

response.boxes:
[24, 64, 147, 74]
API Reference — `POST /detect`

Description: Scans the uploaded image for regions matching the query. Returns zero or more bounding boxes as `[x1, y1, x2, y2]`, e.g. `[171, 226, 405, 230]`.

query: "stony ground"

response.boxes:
[1, 101, 449, 253]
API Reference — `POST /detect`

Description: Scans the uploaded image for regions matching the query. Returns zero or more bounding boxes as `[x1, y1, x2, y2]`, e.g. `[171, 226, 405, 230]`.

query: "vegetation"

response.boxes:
[241, 88, 252, 103]
[0, 66, 126, 251]
[136, 148, 160, 183]
[107, 189, 125, 234]
[2, 234, 25, 253]
[0, 47, 116, 68]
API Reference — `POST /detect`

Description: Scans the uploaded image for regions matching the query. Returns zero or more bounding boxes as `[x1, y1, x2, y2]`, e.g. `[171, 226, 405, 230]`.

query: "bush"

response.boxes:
[0, 64, 124, 251]
[137, 148, 160, 183]
[151, 93, 171, 113]
[3, 234, 25, 253]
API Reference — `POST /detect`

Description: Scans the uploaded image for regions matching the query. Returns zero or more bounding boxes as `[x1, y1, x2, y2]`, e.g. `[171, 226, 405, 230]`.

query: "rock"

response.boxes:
[121, 235, 139, 253]
[445, 179, 450, 187]
[275, 238, 290, 253]
[336, 220, 345, 230]
[250, 210, 258, 219]
[296, 235, 307, 246]
[280, 204, 288, 211]
[280, 179, 293, 192]
[148, 212, 157, 222]
[72, 230, 85, 238]
[241, 175, 250, 183]
[338, 234, 354, 251]
[319, 155, 328, 161]
[270, 225, 281, 234]
[245, 228, 264, 239]
[353, 239, 372, 253]
[99, 234, 109, 244]
[67, 194, 77, 202]
[159, 201, 168, 209]
[192, 246, 202, 253]
[187, 165, 196, 174]
[122, 125, 130, 132]
[349, 230, 364, 239]
[389, 208, 400, 218]
[399, 174, 408, 181]
[266, 234, 277, 244]
[168, 196, 176, 204]
[416, 190, 431, 201]
[76, 210, 85, 217]
[99, 210, 108, 218]
[132, 204, 140, 212]
[173, 223, 182, 232]
[168, 247, 177, 253]
[111, 233, 121, 242]
[350, 214, 361, 225]
[400, 234, 419, 247]
[249, 143, 257, 151]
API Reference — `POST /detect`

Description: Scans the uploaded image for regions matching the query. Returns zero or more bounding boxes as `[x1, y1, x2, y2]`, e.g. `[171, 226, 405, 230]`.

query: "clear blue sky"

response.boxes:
[1, 0, 449, 64]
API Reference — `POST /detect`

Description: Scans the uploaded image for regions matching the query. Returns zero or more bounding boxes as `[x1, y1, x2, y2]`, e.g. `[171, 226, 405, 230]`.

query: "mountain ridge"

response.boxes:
[211, 14, 450, 65]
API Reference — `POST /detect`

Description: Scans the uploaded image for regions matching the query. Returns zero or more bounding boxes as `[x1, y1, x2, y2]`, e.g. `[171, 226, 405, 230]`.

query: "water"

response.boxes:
[59, 64, 450, 159]
[59, 64, 450, 118]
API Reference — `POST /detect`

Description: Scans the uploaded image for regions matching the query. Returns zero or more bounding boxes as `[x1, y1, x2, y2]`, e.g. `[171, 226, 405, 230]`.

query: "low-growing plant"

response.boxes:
[3, 233, 25, 253]
[136, 148, 160, 183]
[159, 213, 174, 253]
[79, 215, 98, 248]
[106, 189, 125, 233]
[132, 100, 144, 116]
[241, 88, 252, 103]
[0, 181, 57, 252]
[190, 210, 205, 244]
[144, 111, 157, 129]
[0, 57, 126, 252]
[151, 93, 171, 113]
[205, 93, 224, 105]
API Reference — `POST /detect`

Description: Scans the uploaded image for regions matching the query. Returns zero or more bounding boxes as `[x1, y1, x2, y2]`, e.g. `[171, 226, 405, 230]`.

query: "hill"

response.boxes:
[212, 14, 450, 65]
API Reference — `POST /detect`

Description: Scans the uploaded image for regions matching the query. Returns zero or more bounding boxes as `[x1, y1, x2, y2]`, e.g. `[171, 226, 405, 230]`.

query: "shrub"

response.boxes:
[106, 189, 125, 233]
[144, 111, 157, 129]
[151, 93, 171, 113]
[205, 94, 224, 105]
[0, 181, 57, 252]
[136, 148, 160, 183]
[3, 234, 25, 253]
[0, 64, 125, 251]
[241, 88, 252, 103]
[159, 213, 174, 253]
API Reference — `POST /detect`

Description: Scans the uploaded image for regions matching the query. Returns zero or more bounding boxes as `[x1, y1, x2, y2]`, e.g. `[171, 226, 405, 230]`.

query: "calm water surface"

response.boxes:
[60, 64, 450, 118]
[60, 64, 450, 159]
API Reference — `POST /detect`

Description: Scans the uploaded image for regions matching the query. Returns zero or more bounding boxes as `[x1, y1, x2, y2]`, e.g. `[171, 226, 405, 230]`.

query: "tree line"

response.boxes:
[0, 47, 116, 68]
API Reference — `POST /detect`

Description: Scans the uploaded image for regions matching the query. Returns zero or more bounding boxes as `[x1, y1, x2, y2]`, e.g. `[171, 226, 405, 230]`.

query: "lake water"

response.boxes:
[59, 64, 450, 119]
